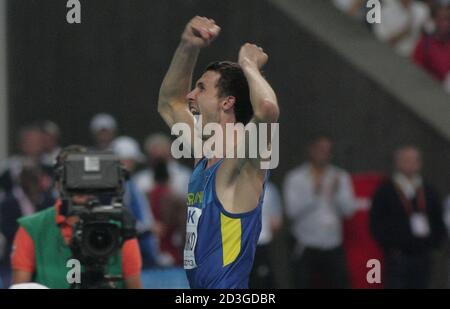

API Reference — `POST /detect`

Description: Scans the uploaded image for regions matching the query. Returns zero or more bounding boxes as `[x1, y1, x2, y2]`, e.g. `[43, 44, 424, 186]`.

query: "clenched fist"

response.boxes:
[181, 16, 221, 48]
[238, 43, 268, 70]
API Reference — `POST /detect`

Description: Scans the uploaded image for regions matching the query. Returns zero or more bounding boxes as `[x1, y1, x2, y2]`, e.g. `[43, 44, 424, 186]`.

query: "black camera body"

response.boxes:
[59, 152, 136, 289]
[60, 153, 125, 195]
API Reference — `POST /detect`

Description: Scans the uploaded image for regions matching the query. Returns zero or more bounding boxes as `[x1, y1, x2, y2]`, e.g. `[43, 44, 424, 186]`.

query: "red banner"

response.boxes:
[343, 172, 386, 289]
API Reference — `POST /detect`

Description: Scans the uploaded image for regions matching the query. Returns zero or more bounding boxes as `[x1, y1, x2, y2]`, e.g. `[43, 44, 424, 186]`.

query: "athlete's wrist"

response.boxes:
[179, 38, 203, 52]
[239, 58, 259, 72]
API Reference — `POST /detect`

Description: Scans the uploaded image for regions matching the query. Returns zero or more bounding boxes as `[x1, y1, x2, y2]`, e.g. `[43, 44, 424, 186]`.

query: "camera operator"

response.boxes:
[10, 145, 142, 289]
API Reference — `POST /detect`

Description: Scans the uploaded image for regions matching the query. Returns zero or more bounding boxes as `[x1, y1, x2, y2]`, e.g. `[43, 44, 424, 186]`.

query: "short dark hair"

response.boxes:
[308, 134, 332, 147]
[205, 61, 253, 125]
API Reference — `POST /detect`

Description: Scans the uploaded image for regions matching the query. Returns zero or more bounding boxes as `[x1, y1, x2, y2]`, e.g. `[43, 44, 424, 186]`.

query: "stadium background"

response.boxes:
[1, 0, 450, 288]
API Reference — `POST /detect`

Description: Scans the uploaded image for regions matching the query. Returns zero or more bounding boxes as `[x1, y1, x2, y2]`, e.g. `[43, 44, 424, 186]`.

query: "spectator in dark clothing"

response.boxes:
[370, 145, 446, 289]
[0, 125, 45, 193]
[0, 164, 55, 287]
[249, 182, 283, 289]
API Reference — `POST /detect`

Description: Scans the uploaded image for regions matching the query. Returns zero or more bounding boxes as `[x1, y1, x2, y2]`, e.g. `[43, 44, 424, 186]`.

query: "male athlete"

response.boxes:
[157, 16, 279, 288]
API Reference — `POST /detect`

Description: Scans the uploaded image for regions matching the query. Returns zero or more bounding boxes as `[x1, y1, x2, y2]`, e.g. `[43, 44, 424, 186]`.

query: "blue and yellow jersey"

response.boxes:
[184, 157, 268, 289]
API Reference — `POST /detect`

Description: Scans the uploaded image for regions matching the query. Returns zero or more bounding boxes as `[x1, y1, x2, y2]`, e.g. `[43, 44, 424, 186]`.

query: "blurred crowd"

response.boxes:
[0, 113, 448, 289]
[333, 0, 450, 93]
[0, 114, 193, 288]
[285, 137, 448, 288]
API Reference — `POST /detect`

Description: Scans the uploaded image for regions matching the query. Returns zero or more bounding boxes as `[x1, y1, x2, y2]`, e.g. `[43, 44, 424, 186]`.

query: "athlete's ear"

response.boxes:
[221, 96, 236, 112]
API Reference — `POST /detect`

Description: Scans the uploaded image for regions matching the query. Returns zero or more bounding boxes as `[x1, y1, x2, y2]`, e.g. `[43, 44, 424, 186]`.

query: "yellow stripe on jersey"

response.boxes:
[220, 213, 242, 267]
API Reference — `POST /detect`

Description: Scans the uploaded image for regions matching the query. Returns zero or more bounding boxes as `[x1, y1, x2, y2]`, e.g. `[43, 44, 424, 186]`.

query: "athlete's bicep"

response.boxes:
[157, 98, 190, 128]
[170, 103, 196, 131]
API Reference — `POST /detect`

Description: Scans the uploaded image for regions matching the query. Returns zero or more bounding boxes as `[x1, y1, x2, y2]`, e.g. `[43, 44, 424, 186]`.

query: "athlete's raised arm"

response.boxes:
[158, 16, 220, 148]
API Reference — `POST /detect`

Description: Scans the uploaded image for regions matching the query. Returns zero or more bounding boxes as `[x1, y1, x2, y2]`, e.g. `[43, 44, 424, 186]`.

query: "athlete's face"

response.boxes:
[186, 71, 223, 132]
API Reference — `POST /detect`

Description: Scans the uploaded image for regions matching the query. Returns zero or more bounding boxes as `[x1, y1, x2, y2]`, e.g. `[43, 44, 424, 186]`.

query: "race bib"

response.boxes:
[410, 213, 430, 238]
[184, 207, 202, 269]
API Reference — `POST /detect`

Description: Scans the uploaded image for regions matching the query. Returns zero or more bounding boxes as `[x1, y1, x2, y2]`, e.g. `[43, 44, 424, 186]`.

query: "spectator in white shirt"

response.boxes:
[0, 124, 45, 193]
[40, 120, 62, 168]
[373, 0, 430, 57]
[283, 136, 356, 288]
[133, 133, 191, 197]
